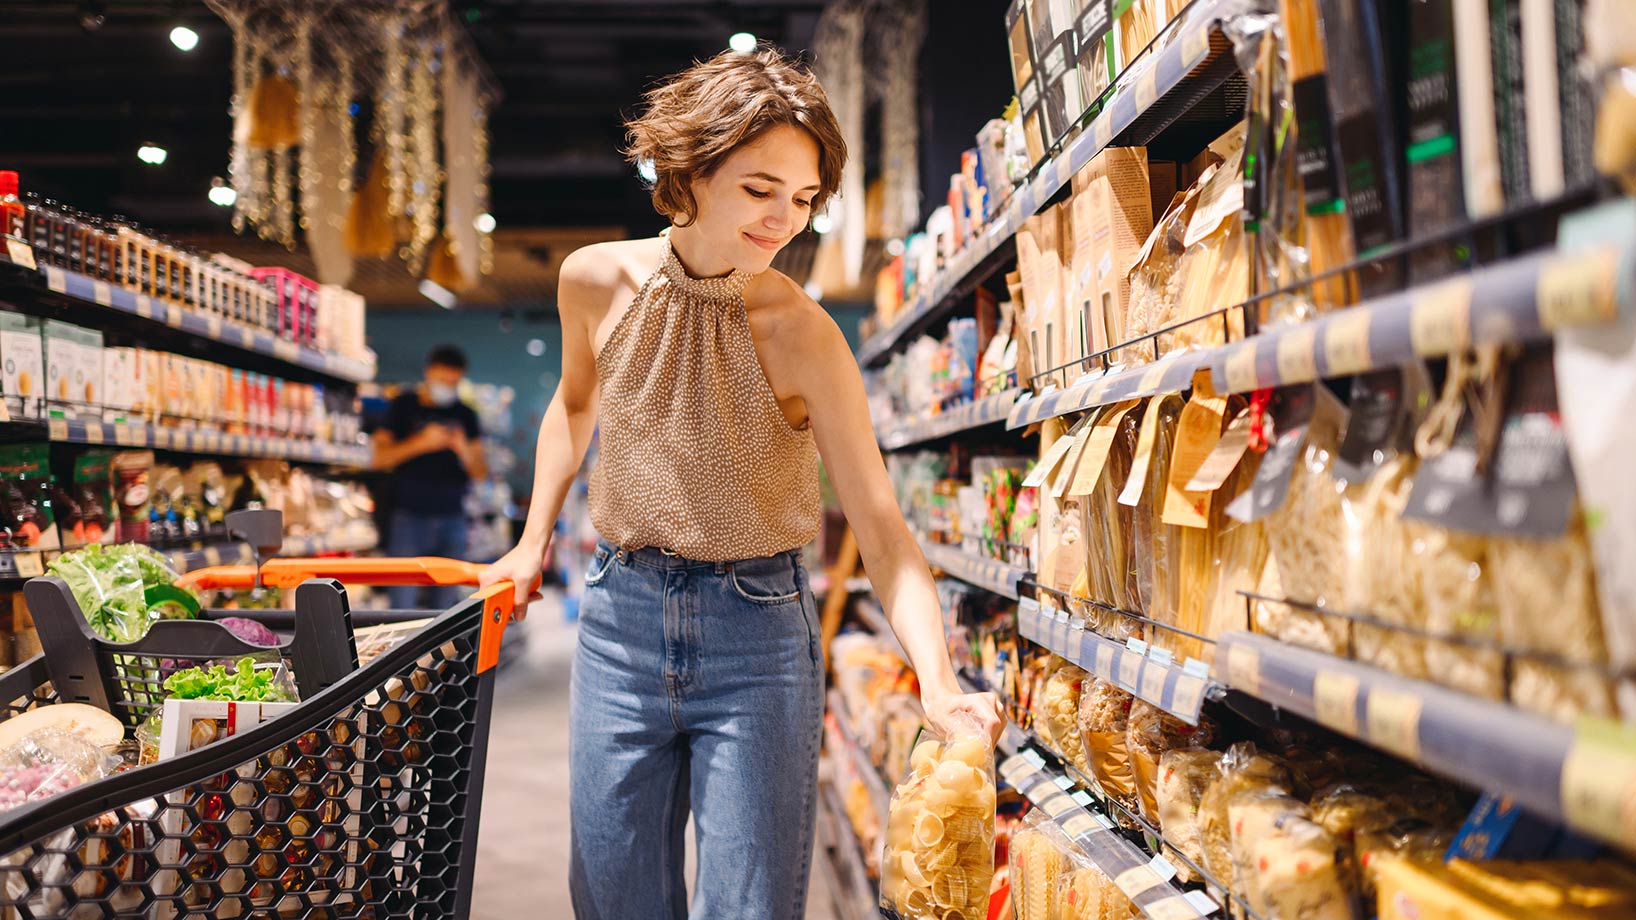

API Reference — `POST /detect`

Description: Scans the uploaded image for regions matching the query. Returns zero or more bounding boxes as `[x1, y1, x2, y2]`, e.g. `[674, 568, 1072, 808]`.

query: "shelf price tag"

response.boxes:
[1365, 688, 1423, 762]
[1040, 791, 1077, 818]
[1274, 325, 1318, 385]
[1117, 649, 1142, 691]
[1061, 811, 1099, 838]
[47, 419, 68, 440]
[1314, 671, 1361, 735]
[1146, 895, 1204, 920]
[1323, 309, 1373, 376]
[1113, 865, 1164, 899]
[92, 281, 112, 306]
[1171, 674, 1208, 721]
[1410, 277, 1473, 356]
[1561, 717, 1636, 850]
[45, 266, 66, 294]
[1140, 658, 1169, 705]
[83, 424, 104, 445]
[1181, 22, 1211, 65]
[1070, 789, 1094, 808]
[134, 295, 153, 318]
[1095, 641, 1116, 681]
[1134, 66, 1160, 111]
[1538, 247, 1619, 329]
[5, 240, 36, 271]
[1223, 342, 1258, 393]
[1147, 853, 1178, 882]
[1054, 774, 1077, 792]
[1094, 114, 1114, 150]
[14, 553, 43, 579]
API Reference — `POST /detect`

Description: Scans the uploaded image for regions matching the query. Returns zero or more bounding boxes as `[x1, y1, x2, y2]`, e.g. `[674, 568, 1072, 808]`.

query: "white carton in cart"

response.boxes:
[155, 698, 299, 760]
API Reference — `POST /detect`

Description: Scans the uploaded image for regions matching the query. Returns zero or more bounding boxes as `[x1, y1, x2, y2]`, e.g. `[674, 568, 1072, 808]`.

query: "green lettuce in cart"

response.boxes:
[46, 543, 201, 643]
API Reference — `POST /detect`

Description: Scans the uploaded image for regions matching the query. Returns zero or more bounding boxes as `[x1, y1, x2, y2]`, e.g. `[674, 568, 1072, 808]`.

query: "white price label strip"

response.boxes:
[1314, 671, 1361, 735]
[1275, 325, 1318, 385]
[1366, 688, 1423, 762]
[1410, 277, 1473, 356]
[5, 240, 36, 270]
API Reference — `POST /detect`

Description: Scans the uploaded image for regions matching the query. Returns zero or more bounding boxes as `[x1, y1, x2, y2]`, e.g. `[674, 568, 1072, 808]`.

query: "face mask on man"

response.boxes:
[426, 382, 459, 407]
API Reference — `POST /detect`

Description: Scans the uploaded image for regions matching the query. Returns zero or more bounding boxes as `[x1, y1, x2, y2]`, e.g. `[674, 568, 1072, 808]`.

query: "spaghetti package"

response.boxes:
[1157, 749, 1224, 882]
[1084, 410, 1144, 637]
[1126, 398, 1186, 658]
[1341, 457, 1427, 679]
[1043, 665, 1092, 776]
[879, 720, 997, 920]
[1077, 678, 1139, 827]
[1416, 527, 1505, 702]
[1201, 440, 1268, 658]
[1011, 813, 1073, 920]
[1127, 700, 1218, 828]
[1198, 743, 1295, 890]
[1489, 515, 1617, 723]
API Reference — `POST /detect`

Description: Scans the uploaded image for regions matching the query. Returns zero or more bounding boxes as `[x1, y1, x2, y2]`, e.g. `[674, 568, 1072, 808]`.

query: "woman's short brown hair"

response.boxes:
[625, 48, 846, 226]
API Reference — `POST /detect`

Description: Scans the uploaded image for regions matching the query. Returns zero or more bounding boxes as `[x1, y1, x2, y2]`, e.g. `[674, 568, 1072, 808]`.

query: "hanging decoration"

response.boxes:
[203, 0, 498, 287]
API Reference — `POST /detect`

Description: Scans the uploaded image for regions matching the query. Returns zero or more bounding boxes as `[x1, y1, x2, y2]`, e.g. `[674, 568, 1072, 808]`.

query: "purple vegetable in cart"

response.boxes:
[216, 617, 279, 647]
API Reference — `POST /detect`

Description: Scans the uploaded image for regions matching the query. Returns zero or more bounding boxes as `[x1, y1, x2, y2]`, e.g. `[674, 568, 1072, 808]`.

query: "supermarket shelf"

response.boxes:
[1001, 749, 1219, 920]
[1210, 238, 1635, 394]
[26, 417, 371, 468]
[1007, 350, 1211, 430]
[876, 388, 1024, 450]
[828, 688, 893, 821]
[0, 256, 375, 384]
[163, 526, 379, 575]
[856, 0, 1248, 368]
[1215, 629, 1636, 852]
[1017, 597, 1214, 726]
[819, 778, 881, 920]
[918, 538, 1029, 600]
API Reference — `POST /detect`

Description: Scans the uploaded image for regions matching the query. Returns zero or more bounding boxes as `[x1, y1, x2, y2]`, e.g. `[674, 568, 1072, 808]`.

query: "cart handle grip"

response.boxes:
[177, 558, 536, 675]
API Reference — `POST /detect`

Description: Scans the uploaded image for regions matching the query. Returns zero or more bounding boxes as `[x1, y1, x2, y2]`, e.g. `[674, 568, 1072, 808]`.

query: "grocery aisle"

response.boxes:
[472, 594, 840, 920]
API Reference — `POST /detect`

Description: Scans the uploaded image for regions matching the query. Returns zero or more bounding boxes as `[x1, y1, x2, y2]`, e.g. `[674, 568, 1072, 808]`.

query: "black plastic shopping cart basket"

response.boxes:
[0, 510, 529, 919]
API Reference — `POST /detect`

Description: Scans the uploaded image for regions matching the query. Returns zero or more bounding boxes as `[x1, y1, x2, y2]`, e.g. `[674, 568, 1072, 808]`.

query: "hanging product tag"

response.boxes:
[1118, 396, 1171, 507]
[1226, 386, 1314, 522]
[1162, 375, 1229, 527]
[1333, 368, 1408, 484]
[1185, 405, 1253, 491]
[1067, 399, 1142, 496]
[1404, 348, 1576, 538]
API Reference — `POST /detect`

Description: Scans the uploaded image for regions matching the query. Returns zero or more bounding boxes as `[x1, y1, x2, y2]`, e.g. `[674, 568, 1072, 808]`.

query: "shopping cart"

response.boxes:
[0, 510, 531, 919]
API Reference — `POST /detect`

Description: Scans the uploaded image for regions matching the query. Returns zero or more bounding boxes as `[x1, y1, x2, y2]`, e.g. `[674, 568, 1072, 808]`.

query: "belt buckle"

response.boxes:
[660, 548, 680, 558]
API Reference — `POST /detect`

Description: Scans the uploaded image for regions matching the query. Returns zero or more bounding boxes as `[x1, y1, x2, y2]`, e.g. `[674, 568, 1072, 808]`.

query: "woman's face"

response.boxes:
[685, 123, 822, 274]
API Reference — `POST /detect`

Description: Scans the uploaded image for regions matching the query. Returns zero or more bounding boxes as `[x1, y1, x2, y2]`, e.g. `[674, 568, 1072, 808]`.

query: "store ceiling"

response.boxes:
[0, 0, 831, 309]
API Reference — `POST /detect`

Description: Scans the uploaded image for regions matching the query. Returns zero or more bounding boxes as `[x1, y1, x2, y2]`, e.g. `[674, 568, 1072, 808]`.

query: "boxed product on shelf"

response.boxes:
[0, 311, 44, 420]
[42, 319, 102, 420]
[101, 346, 139, 422]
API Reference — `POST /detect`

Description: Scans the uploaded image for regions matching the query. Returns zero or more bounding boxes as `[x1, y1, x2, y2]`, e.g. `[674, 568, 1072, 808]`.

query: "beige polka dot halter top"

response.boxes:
[587, 235, 821, 562]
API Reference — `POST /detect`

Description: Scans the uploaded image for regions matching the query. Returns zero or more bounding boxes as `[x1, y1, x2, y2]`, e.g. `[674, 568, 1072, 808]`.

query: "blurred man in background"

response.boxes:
[372, 344, 486, 609]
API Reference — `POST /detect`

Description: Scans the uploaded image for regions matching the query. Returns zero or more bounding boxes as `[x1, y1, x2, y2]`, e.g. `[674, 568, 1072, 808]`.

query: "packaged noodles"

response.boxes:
[1127, 700, 1217, 828]
[1011, 812, 1072, 920]
[1157, 749, 1223, 883]
[1341, 457, 1427, 680]
[1198, 743, 1294, 890]
[1059, 850, 1143, 920]
[1417, 527, 1505, 702]
[1043, 665, 1092, 776]
[1076, 678, 1139, 828]
[1258, 415, 1349, 655]
[879, 720, 997, 920]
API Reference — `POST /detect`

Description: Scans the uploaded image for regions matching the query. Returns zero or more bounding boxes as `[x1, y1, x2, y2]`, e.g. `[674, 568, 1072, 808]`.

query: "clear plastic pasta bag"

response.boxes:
[1011, 812, 1073, 920]
[1157, 748, 1224, 882]
[1128, 700, 1218, 828]
[1248, 810, 1357, 920]
[1059, 841, 1143, 920]
[1076, 677, 1139, 829]
[879, 717, 997, 920]
[1198, 743, 1294, 893]
[1416, 526, 1505, 701]
[1489, 512, 1617, 724]
[1043, 665, 1092, 777]
[1340, 457, 1426, 679]
[1310, 785, 1393, 907]
[1259, 428, 1349, 654]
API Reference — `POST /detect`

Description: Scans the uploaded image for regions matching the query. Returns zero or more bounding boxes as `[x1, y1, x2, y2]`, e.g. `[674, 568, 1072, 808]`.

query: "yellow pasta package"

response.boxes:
[1127, 700, 1217, 829]
[1011, 813, 1071, 920]
[1059, 851, 1143, 920]
[1076, 677, 1140, 828]
[1198, 743, 1294, 893]
[1157, 749, 1223, 883]
[1259, 425, 1350, 655]
[1249, 812, 1357, 920]
[1417, 526, 1505, 702]
[879, 719, 997, 920]
[1341, 457, 1428, 681]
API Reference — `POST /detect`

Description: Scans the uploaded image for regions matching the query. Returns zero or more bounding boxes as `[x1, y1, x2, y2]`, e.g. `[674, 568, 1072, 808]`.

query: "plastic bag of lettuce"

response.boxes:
[46, 544, 199, 643]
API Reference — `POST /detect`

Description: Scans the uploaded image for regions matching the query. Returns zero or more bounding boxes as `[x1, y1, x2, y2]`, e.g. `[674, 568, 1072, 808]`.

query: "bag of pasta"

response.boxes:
[1127, 699, 1218, 828]
[879, 718, 997, 920]
[1417, 525, 1505, 701]
[1059, 849, 1143, 920]
[1258, 397, 1349, 655]
[1076, 678, 1139, 828]
[1198, 743, 1294, 892]
[1157, 749, 1223, 883]
[1010, 812, 1075, 920]
[1341, 456, 1427, 680]
[1310, 785, 1393, 908]
[1042, 665, 1092, 776]
[1246, 809, 1357, 920]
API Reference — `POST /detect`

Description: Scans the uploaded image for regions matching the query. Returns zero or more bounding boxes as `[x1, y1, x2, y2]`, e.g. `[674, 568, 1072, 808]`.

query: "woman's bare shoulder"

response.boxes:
[559, 238, 668, 307]
[744, 268, 845, 351]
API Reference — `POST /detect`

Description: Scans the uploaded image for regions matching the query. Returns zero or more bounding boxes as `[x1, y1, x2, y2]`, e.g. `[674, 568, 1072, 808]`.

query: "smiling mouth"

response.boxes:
[744, 231, 784, 251]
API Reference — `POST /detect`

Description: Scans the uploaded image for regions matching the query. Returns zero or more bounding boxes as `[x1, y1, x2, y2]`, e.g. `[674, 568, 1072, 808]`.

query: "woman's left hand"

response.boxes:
[922, 687, 1005, 748]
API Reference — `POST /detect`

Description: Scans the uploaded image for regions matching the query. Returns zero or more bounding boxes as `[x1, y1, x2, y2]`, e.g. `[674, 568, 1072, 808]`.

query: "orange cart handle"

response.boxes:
[177, 557, 538, 675]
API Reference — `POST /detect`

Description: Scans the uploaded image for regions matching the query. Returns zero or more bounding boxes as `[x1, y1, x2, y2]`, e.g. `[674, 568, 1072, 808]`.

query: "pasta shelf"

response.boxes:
[919, 539, 1031, 599]
[878, 388, 1025, 451]
[1215, 630, 1636, 853]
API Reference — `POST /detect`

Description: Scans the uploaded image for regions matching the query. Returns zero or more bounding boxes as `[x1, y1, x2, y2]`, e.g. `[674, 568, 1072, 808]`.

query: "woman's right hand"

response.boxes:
[479, 538, 548, 608]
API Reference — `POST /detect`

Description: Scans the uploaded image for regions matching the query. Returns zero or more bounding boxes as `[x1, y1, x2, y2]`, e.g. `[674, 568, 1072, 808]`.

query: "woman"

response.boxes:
[480, 47, 1004, 919]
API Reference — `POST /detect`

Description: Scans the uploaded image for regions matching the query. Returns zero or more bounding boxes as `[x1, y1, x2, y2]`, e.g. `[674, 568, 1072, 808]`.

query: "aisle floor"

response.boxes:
[471, 596, 840, 920]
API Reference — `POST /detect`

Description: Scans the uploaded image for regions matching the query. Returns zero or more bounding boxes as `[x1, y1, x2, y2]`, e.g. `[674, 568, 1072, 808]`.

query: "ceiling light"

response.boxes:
[418, 279, 458, 309]
[886, 238, 905, 257]
[636, 157, 656, 184]
[137, 144, 168, 166]
[526, 338, 546, 357]
[208, 180, 236, 207]
[729, 32, 757, 53]
[811, 212, 834, 234]
[474, 212, 497, 234]
[169, 25, 199, 52]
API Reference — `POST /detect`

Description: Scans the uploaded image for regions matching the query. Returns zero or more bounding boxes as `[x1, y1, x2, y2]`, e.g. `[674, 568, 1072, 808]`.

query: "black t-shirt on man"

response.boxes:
[385, 391, 481, 514]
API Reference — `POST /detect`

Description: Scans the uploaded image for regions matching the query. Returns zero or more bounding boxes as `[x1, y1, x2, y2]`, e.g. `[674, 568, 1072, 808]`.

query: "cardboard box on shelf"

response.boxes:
[0, 312, 44, 420]
[102, 347, 139, 421]
[138, 349, 162, 422]
[43, 320, 101, 420]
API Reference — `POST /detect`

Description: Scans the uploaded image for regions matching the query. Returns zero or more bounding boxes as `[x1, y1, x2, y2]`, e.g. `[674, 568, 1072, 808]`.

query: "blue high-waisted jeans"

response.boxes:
[568, 539, 825, 920]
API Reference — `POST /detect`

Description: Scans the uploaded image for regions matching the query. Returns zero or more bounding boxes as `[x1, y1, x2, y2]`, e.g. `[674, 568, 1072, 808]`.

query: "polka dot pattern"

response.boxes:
[587, 237, 822, 561]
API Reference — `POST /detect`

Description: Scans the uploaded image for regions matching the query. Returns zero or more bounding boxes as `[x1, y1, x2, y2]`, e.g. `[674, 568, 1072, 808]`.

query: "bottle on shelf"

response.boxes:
[0, 171, 23, 241]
